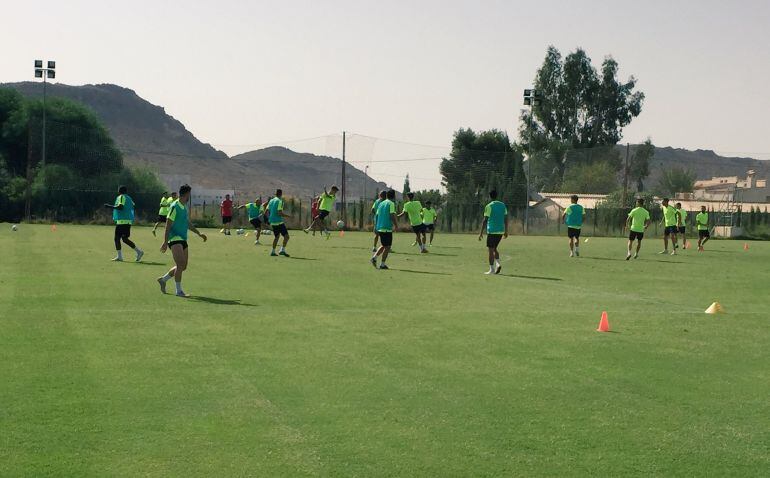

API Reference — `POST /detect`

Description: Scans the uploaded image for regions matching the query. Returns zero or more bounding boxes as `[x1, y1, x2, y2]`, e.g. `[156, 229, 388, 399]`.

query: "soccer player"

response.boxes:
[304, 185, 338, 238]
[478, 190, 508, 275]
[104, 185, 144, 262]
[267, 189, 291, 256]
[676, 202, 687, 251]
[659, 198, 679, 255]
[626, 197, 651, 260]
[371, 189, 398, 269]
[371, 190, 386, 252]
[562, 194, 586, 257]
[237, 198, 263, 245]
[157, 184, 208, 297]
[220, 194, 234, 235]
[421, 201, 438, 247]
[399, 192, 428, 253]
[151, 191, 177, 237]
[696, 205, 710, 251]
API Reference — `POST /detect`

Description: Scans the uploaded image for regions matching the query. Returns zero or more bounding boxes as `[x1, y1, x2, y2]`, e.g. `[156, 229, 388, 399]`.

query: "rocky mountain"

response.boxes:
[3, 82, 387, 199]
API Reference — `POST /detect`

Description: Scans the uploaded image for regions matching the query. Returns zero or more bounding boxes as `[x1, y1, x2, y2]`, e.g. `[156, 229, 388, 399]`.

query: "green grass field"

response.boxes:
[1, 224, 768, 477]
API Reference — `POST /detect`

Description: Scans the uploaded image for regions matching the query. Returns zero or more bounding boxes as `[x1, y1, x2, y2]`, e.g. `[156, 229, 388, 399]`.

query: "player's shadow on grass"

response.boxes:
[288, 256, 317, 261]
[500, 273, 562, 281]
[580, 257, 625, 262]
[133, 261, 166, 266]
[393, 268, 452, 276]
[190, 296, 256, 307]
[330, 246, 370, 251]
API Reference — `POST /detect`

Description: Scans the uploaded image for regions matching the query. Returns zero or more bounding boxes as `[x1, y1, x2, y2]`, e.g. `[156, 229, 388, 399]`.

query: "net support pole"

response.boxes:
[341, 131, 346, 219]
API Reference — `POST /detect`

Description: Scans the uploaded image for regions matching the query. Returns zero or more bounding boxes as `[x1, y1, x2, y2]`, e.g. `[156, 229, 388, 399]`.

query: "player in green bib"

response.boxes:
[237, 198, 264, 245]
[676, 202, 688, 251]
[478, 190, 508, 275]
[304, 185, 338, 238]
[398, 192, 428, 253]
[104, 185, 144, 262]
[421, 201, 438, 247]
[562, 195, 586, 257]
[659, 198, 679, 255]
[626, 198, 651, 260]
[157, 184, 207, 297]
[152, 191, 177, 237]
[370, 190, 398, 269]
[371, 190, 386, 252]
[267, 189, 291, 256]
[695, 205, 710, 251]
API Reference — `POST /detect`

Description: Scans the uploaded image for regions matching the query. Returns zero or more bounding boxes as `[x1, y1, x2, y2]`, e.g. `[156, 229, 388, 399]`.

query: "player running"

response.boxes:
[371, 190, 386, 252]
[478, 190, 508, 275]
[676, 202, 687, 251]
[421, 201, 438, 247]
[220, 194, 234, 235]
[659, 198, 679, 255]
[151, 191, 177, 237]
[267, 189, 291, 257]
[696, 205, 710, 251]
[370, 190, 398, 269]
[304, 185, 338, 238]
[104, 185, 144, 262]
[157, 184, 207, 297]
[562, 194, 585, 257]
[626, 198, 651, 260]
[399, 192, 428, 253]
[237, 198, 263, 245]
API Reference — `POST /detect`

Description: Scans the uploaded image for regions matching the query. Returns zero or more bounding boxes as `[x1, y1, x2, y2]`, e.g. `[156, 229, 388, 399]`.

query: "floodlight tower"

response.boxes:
[522, 88, 542, 235]
[34, 60, 56, 167]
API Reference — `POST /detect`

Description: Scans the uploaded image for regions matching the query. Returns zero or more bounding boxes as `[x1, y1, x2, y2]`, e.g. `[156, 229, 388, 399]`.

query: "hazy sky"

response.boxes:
[2, 0, 769, 190]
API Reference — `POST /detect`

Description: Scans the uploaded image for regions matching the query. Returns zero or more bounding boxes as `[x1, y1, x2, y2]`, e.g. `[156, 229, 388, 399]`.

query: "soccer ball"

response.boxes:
[236, 228, 245, 235]
[11, 224, 18, 231]
[337, 220, 345, 228]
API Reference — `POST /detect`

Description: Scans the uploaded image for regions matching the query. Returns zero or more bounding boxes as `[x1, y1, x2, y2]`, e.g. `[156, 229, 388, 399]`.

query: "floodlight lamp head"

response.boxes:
[524, 89, 532, 97]
[35, 60, 43, 68]
[524, 97, 531, 106]
[47, 61, 56, 69]
[35, 70, 43, 78]
[47, 70, 55, 79]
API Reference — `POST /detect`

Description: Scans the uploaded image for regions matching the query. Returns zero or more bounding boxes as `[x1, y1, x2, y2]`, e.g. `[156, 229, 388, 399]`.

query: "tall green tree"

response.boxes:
[402, 174, 411, 196]
[629, 139, 655, 192]
[520, 46, 644, 191]
[656, 167, 696, 196]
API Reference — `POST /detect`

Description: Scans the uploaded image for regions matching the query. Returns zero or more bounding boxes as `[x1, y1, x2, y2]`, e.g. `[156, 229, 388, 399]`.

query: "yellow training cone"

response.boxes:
[705, 302, 724, 314]
[244, 233, 249, 237]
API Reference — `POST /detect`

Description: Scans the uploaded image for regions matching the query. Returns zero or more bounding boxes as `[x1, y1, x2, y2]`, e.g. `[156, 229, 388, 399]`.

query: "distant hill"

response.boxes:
[2, 82, 387, 199]
[642, 146, 770, 183]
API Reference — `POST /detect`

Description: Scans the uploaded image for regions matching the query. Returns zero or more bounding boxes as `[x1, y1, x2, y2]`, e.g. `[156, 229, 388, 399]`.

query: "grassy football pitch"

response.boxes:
[1, 224, 768, 477]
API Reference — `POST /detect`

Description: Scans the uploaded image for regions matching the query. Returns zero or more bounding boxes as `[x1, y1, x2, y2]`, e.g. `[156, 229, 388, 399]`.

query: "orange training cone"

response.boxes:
[743, 243, 749, 251]
[339, 230, 345, 237]
[597, 311, 610, 332]
[705, 302, 724, 314]
[51, 224, 57, 232]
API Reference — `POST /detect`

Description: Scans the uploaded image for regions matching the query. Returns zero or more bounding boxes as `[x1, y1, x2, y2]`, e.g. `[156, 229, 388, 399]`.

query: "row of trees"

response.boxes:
[0, 88, 165, 222]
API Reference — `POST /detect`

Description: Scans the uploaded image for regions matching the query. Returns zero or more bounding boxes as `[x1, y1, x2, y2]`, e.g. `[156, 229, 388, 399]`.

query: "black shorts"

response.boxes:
[379, 232, 393, 247]
[425, 224, 435, 231]
[222, 215, 233, 224]
[263, 214, 270, 224]
[168, 240, 188, 250]
[317, 210, 330, 220]
[156, 215, 167, 223]
[412, 224, 427, 234]
[486, 234, 503, 248]
[664, 225, 678, 236]
[249, 218, 262, 229]
[629, 231, 644, 241]
[114, 224, 131, 238]
[698, 229, 710, 239]
[678, 227, 686, 234]
[272, 224, 289, 237]
[567, 227, 581, 239]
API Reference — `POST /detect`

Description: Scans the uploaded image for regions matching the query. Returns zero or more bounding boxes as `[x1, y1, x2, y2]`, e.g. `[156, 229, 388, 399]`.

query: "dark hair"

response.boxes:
[330, 185, 339, 191]
[407, 192, 414, 200]
[378, 190, 387, 199]
[636, 197, 644, 205]
[676, 202, 682, 207]
[276, 189, 283, 197]
[387, 189, 396, 200]
[662, 197, 669, 203]
[426, 201, 432, 206]
[489, 190, 498, 200]
[179, 184, 191, 195]
[118, 185, 127, 194]
[571, 195, 579, 202]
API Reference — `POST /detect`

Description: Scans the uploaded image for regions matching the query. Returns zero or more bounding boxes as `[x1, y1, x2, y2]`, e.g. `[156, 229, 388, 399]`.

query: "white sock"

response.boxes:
[279, 246, 285, 252]
[175, 281, 182, 294]
[495, 259, 500, 268]
[489, 264, 495, 272]
[575, 246, 579, 253]
[135, 247, 143, 254]
[116, 250, 123, 259]
[162, 272, 173, 281]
